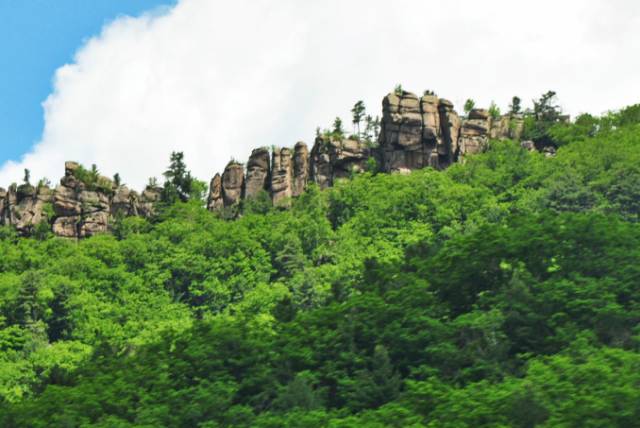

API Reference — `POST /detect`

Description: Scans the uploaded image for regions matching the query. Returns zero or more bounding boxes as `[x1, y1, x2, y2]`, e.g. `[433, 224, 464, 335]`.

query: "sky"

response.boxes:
[0, 0, 639, 189]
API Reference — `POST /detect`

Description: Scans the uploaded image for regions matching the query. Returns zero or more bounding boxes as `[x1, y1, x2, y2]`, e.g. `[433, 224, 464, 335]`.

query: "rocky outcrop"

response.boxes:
[292, 142, 309, 197]
[207, 174, 223, 211]
[4, 89, 547, 234]
[222, 162, 244, 207]
[459, 108, 492, 156]
[0, 161, 161, 238]
[378, 91, 461, 173]
[244, 148, 270, 199]
[489, 114, 524, 140]
[309, 137, 370, 189]
[51, 162, 113, 238]
[1, 184, 52, 235]
[271, 148, 293, 207]
[438, 99, 461, 165]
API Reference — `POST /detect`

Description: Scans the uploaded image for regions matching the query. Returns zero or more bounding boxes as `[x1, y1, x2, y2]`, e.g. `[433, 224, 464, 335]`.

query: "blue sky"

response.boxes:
[0, 0, 174, 166]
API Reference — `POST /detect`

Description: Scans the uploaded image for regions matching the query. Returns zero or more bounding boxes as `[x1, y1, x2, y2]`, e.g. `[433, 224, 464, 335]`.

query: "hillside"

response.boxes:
[0, 99, 639, 427]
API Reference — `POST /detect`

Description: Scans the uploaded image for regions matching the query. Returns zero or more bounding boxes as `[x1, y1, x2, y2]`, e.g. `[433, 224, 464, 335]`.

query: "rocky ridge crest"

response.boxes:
[1, 90, 530, 237]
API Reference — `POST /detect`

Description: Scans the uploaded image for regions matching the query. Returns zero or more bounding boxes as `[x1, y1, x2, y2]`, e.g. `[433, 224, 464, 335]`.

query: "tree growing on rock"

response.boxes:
[464, 99, 476, 115]
[351, 100, 366, 137]
[489, 101, 501, 120]
[23, 169, 31, 186]
[332, 117, 344, 140]
[510, 96, 522, 114]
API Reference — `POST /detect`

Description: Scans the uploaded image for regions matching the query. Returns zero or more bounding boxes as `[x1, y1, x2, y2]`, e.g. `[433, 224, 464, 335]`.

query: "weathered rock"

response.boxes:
[79, 190, 110, 212]
[244, 148, 270, 199]
[459, 108, 491, 156]
[271, 148, 293, 206]
[111, 186, 138, 217]
[438, 99, 461, 165]
[0, 188, 6, 224]
[79, 211, 109, 238]
[138, 186, 162, 218]
[207, 174, 223, 212]
[521, 140, 536, 151]
[3, 185, 52, 235]
[52, 216, 78, 238]
[222, 162, 244, 207]
[310, 137, 333, 189]
[490, 114, 524, 140]
[53, 185, 81, 217]
[378, 91, 462, 172]
[330, 138, 370, 180]
[292, 142, 309, 197]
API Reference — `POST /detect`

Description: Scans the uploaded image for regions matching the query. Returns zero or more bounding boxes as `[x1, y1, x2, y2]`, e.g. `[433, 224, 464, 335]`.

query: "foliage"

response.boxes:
[1, 103, 640, 426]
[73, 164, 114, 195]
[489, 100, 501, 120]
[464, 98, 475, 114]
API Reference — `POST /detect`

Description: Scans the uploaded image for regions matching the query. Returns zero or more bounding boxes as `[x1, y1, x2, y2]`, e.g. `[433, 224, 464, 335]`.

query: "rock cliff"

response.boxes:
[1, 89, 538, 237]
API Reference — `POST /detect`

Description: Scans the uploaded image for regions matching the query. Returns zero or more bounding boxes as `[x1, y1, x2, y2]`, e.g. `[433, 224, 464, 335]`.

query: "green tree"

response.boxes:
[489, 101, 501, 119]
[351, 100, 366, 137]
[464, 98, 475, 115]
[162, 151, 195, 203]
[510, 96, 522, 114]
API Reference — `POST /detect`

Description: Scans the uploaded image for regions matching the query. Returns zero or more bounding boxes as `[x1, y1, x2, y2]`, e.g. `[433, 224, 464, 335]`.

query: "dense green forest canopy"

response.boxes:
[1, 102, 640, 427]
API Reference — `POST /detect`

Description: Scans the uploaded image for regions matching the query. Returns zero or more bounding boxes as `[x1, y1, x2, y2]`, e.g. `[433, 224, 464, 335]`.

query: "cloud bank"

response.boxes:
[2, 0, 639, 189]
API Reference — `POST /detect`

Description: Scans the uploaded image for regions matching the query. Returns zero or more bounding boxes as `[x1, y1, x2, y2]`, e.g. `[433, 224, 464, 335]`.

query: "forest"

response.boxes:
[1, 100, 640, 427]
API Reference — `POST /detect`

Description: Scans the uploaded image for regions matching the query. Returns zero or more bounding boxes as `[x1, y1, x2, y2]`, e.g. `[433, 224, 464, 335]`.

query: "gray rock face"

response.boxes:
[207, 173, 223, 212]
[459, 108, 492, 156]
[489, 114, 524, 140]
[1, 184, 52, 235]
[309, 137, 370, 188]
[138, 186, 162, 218]
[438, 99, 461, 166]
[111, 186, 139, 217]
[0, 188, 6, 224]
[292, 142, 309, 197]
[310, 137, 333, 189]
[222, 162, 245, 207]
[379, 91, 459, 172]
[271, 148, 293, 207]
[244, 148, 270, 199]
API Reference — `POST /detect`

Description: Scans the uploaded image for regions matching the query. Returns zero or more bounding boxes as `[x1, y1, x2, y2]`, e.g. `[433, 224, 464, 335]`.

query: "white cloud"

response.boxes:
[2, 0, 639, 189]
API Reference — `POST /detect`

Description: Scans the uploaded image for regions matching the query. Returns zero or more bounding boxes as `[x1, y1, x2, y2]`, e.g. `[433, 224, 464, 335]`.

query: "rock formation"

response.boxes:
[206, 174, 223, 211]
[221, 162, 244, 207]
[378, 91, 462, 172]
[244, 148, 270, 199]
[271, 148, 293, 207]
[2, 89, 549, 236]
[292, 142, 309, 197]
[459, 108, 492, 156]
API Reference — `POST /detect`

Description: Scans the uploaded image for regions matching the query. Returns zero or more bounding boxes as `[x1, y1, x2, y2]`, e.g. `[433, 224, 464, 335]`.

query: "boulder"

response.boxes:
[222, 162, 244, 207]
[244, 148, 270, 199]
[207, 173, 224, 211]
[292, 142, 309, 197]
[271, 147, 293, 207]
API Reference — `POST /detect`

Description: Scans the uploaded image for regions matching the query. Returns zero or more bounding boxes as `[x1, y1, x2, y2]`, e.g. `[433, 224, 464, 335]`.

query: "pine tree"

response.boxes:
[351, 100, 366, 137]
